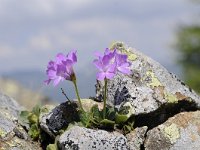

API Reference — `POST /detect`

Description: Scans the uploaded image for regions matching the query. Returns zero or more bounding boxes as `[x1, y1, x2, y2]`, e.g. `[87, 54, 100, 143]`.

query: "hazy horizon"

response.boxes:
[0, 0, 199, 101]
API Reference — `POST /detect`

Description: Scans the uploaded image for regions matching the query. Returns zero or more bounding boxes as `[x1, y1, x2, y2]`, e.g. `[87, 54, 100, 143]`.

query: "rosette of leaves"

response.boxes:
[20, 104, 48, 140]
[79, 102, 135, 134]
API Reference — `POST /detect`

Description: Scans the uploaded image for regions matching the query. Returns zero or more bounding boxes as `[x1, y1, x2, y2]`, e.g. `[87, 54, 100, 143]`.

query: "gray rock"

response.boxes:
[39, 104, 56, 138]
[144, 111, 200, 150]
[59, 126, 130, 150]
[39, 99, 103, 138]
[0, 92, 41, 150]
[126, 126, 148, 150]
[96, 42, 200, 115]
[39, 101, 79, 138]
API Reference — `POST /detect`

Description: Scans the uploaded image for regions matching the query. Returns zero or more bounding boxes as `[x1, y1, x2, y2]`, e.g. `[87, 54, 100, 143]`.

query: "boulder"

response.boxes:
[0, 92, 41, 150]
[58, 126, 147, 150]
[96, 42, 200, 115]
[39, 99, 103, 138]
[126, 126, 148, 150]
[58, 126, 129, 150]
[144, 111, 200, 150]
[37, 42, 200, 149]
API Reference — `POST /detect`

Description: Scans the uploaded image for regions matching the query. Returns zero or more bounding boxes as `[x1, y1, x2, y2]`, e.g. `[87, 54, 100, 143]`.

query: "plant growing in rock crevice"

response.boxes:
[20, 104, 53, 148]
[43, 48, 135, 133]
[20, 48, 135, 149]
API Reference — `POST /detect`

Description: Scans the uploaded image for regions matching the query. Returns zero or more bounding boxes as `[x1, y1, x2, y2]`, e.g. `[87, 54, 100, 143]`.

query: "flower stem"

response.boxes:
[72, 79, 84, 112]
[103, 78, 108, 119]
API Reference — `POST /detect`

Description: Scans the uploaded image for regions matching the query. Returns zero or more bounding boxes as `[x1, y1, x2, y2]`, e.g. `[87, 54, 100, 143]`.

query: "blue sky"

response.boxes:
[0, 0, 199, 100]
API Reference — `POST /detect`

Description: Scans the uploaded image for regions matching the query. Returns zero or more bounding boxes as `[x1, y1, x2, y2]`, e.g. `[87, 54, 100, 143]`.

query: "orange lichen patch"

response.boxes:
[175, 92, 188, 101]
[169, 112, 193, 128]
[198, 126, 200, 135]
[190, 133, 197, 142]
[168, 112, 200, 131]
[153, 86, 165, 99]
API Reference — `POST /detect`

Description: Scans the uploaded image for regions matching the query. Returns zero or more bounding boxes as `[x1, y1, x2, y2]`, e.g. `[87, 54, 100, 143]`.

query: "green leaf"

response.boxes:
[46, 144, 57, 150]
[115, 112, 129, 124]
[32, 104, 41, 117]
[28, 124, 40, 140]
[28, 113, 38, 124]
[19, 111, 30, 123]
[122, 124, 132, 134]
[79, 111, 92, 128]
[40, 107, 49, 114]
[100, 119, 115, 128]
[91, 105, 102, 120]
[106, 107, 116, 121]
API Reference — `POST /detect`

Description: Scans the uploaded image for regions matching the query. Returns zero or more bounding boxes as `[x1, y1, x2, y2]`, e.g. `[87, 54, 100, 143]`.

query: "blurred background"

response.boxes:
[0, 0, 199, 109]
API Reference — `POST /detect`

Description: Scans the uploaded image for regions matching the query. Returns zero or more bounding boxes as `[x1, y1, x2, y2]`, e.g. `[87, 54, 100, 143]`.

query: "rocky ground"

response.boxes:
[0, 42, 200, 150]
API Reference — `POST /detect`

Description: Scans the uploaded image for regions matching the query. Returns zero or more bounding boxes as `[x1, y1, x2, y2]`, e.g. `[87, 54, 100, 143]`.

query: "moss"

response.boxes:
[145, 70, 162, 87]
[163, 123, 180, 143]
[164, 92, 178, 103]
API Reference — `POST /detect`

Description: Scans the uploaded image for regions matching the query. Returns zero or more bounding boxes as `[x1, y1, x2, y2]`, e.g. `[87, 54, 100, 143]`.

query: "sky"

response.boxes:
[0, 0, 199, 100]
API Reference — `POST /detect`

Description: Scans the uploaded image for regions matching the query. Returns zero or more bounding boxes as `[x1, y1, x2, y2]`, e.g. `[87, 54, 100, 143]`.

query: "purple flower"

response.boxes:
[115, 53, 131, 75]
[93, 48, 131, 81]
[44, 51, 77, 86]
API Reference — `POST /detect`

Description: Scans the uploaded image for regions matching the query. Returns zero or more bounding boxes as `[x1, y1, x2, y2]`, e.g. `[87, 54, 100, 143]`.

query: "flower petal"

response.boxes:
[96, 72, 106, 81]
[93, 59, 104, 71]
[53, 77, 62, 86]
[44, 79, 51, 85]
[67, 50, 77, 63]
[56, 53, 66, 64]
[118, 67, 131, 75]
[105, 72, 116, 79]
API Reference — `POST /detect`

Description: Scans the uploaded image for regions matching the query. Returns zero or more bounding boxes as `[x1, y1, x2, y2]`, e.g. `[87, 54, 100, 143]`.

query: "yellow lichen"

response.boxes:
[121, 49, 137, 61]
[163, 123, 180, 143]
[109, 42, 137, 61]
[164, 92, 178, 103]
[0, 128, 6, 137]
[145, 70, 162, 87]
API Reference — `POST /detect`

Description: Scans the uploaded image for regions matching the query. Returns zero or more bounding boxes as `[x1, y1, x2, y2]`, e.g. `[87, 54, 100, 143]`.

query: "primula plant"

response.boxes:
[44, 51, 84, 112]
[20, 47, 135, 149]
[93, 48, 132, 119]
[43, 48, 134, 133]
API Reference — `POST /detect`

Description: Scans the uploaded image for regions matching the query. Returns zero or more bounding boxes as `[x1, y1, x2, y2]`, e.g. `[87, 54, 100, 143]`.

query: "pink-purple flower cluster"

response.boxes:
[93, 48, 132, 81]
[44, 51, 77, 86]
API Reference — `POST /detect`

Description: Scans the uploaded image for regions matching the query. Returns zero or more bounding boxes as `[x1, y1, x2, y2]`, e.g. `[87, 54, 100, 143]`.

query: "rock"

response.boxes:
[144, 111, 200, 150]
[0, 92, 41, 150]
[58, 126, 147, 150]
[58, 126, 129, 150]
[126, 126, 148, 150]
[96, 42, 200, 115]
[39, 104, 56, 138]
[39, 99, 103, 138]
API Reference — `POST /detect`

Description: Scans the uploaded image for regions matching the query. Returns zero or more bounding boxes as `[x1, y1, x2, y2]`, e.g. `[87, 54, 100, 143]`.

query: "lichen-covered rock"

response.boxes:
[144, 111, 200, 150]
[96, 42, 200, 115]
[59, 126, 129, 150]
[39, 104, 56, 138]
[39, 99, 103, 138]
[126, 126, 148, 150]
[0, 92, 41, 150]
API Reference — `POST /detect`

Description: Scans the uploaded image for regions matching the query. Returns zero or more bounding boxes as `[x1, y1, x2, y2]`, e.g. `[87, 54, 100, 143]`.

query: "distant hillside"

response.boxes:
[0, 77, 52, 110]
[2, 69, 96, 102]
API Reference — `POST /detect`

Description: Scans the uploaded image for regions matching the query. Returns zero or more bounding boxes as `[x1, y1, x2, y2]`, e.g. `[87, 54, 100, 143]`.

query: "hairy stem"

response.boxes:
[72, 80, 84, 112]
[103, 78, 108, 119]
